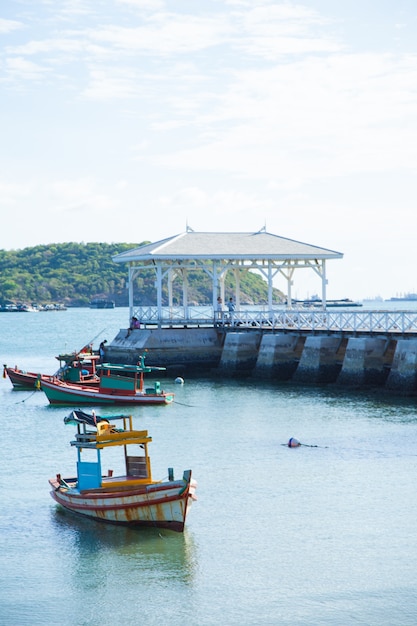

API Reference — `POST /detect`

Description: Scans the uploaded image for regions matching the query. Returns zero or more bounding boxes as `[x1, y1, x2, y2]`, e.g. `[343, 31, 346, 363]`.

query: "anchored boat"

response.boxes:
[49, 410, 197, 532]
[41, 360, 174, 405]
[3, 351, 100, 390]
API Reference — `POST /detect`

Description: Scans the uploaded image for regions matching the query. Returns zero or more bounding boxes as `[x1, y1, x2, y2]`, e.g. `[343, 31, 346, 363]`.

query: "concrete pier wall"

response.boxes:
[254, 334, 305, 380]
[385, 338, 417, 393]
[337, 337, 396, 387]
[109, 327, 224, 374]
[292, 336, 347, 384]
[106, 327, 417, 394]
[218, 332, 262, 374]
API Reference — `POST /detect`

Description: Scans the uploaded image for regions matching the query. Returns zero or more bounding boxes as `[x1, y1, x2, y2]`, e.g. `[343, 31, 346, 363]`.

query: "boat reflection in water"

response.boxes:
[50, 509, 197, 594]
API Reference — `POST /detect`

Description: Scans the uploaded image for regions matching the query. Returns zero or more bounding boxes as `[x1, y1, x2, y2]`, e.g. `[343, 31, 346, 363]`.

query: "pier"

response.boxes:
[106, 307, 417, 395]
[108, 229, 417, 394]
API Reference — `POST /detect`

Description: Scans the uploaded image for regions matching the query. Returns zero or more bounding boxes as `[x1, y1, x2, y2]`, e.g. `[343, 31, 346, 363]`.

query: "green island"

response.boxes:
[0, 242, 283, 308]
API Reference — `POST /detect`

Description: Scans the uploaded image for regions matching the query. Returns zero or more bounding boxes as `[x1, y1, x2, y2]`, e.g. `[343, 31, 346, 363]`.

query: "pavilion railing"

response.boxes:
[131, 306, 417, 334]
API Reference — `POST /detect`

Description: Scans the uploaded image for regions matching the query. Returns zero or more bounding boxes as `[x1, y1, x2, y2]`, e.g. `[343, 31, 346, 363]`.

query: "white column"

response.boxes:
[268, 261, 273, 313]
[234, 267, 241, 309]
[321, 260, 327, 309]
[287, 272, 293, 309]
[156, 262, 162, 324]
[128, 265, 134, 320]
[168, 268, 173, 307]
[183, 269, 189, 319]
[212, 261, 218, 309]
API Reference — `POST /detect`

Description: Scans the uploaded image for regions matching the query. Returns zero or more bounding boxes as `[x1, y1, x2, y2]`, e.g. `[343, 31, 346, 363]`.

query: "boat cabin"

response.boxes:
[56, 352, 100, 383]
[97, 361, 165, 395]
[68, 412, 155, 491]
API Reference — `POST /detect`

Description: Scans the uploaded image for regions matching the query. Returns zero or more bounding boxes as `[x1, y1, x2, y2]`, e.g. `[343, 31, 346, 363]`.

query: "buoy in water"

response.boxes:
[174, 377, 184, 384]
[288, 437, 301, 448]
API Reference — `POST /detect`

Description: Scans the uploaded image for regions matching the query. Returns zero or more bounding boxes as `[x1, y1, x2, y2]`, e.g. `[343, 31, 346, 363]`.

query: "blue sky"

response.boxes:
[1, 0, 417, 300]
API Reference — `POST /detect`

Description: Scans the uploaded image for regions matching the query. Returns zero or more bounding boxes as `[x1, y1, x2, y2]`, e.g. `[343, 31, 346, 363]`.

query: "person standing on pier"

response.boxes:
[99, 339, 107, 363]
[227, 297, 235, 324]
[217, 296, 223, 320]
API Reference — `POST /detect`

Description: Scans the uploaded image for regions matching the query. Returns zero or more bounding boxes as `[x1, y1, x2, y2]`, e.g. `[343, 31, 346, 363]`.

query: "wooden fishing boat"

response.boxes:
[3, 366, 52, 389]
[49, 410, 197, 532]
[3, 351, 100, 390]
[41, 360, 174, 405]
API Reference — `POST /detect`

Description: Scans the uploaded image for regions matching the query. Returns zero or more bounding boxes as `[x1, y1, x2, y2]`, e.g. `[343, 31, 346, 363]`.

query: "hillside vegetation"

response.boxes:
[0, 242, 284, 307]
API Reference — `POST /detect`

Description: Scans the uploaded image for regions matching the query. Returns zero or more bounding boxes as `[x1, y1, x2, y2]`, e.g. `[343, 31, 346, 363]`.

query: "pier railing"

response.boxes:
[132, 306, 417, 334]
[270, 309, 417, 333]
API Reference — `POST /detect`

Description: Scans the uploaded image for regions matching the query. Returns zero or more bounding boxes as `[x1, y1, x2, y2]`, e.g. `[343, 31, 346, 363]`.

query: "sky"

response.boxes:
[1, 0, 417, 300]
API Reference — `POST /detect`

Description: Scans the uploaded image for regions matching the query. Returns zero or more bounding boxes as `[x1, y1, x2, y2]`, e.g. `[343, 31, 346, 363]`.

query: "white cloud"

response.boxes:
[6, 37, 85, 57]
[45, 0, 97, 20]
[117, 0, 166, 10]
[141, 50, 417, 190]
[47, 177, 115, 213]
[5, 56, 50, 81]
[157, 186, 265, 219]
[82, 66, 141, 99]
[88, 16, 233, 56]
[0, 180, 32, 202]
[236, 4, 342, 59]
[0, 18, 23, 34]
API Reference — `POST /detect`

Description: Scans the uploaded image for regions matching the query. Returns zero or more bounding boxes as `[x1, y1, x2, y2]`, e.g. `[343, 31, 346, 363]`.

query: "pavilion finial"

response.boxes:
[186, 220, 194, 233]
[255, 224, 267, 234]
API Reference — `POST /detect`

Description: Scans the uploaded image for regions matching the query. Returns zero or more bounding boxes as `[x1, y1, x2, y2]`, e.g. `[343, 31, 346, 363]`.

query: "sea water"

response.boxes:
[1, 307, 417, 625]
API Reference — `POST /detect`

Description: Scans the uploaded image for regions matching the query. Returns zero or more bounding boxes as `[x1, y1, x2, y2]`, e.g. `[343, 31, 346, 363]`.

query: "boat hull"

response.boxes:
[41, 379, 174, 405]
[4, 367, 46, 389]
[4, 367, 99, 390]
[49, 474, 196, 532]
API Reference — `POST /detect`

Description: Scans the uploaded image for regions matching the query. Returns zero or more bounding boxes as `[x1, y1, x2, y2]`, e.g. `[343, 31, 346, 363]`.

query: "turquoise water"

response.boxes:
[1, 308, 417, 625]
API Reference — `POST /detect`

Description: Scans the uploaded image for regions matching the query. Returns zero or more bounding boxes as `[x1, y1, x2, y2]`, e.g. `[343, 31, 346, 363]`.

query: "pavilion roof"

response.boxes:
[113, 229, 343, 263]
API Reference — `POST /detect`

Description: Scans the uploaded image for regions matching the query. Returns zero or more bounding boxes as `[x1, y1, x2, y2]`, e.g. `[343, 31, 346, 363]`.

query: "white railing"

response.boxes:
[131, 306, 417, 334]
[270, 309, 417, 333]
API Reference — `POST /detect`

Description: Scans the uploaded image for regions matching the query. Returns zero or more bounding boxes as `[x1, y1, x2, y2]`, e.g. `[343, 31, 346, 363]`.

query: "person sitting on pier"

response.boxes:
[126, 316, 141, 337]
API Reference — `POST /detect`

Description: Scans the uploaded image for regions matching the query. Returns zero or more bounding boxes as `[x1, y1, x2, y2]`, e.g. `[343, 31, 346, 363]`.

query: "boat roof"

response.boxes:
[65, 410, 153, 448]
[56, 352, 100, 363]
[65, 409, 105, 426]
[97, 362, 166, 373]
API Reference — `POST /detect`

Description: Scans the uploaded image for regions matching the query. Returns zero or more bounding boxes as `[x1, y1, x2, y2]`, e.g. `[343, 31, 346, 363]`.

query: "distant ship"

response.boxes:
[291, 296, 362, 308]
[387, 293, 417, 302]
[90, 299, 115, 309]
[363, 296, 383, 302]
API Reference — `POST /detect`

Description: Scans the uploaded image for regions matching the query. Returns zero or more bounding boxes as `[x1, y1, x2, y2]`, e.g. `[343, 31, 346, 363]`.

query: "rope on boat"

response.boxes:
[144, 485, 164, 538]
[14, 389, 41, 404]
[172, 399, 196, 407]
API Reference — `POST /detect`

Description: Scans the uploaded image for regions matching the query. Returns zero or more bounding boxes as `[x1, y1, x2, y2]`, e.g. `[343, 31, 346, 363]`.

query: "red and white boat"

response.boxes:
[3, 366, 52, 389]
[3, 351, 100, 390]
[41, 360, 174, 405]
[49, 410, 197, 532]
